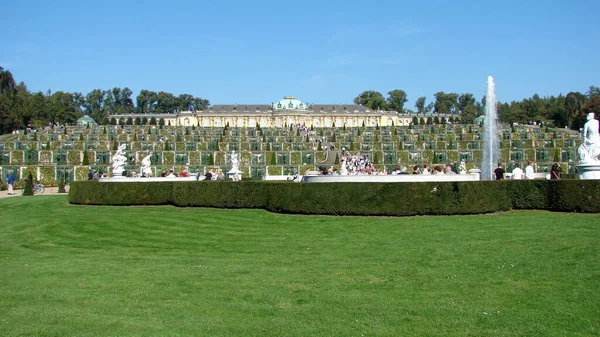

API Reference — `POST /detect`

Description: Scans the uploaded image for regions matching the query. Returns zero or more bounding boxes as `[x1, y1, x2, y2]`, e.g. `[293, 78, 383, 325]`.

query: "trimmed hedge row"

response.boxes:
[68, 180, 600, 215]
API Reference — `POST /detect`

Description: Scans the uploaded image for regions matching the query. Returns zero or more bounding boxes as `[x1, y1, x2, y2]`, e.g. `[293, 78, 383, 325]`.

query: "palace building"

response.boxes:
[111, 96, 447, 128]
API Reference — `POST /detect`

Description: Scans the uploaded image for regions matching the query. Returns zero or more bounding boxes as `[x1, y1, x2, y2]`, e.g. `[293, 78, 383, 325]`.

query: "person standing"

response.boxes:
[7, 170, 16, 195]
[494, 163, 505, 180]
[551, 163, 562, 180]
[525, 160, 535, 179]
[511, 163, 524, 179]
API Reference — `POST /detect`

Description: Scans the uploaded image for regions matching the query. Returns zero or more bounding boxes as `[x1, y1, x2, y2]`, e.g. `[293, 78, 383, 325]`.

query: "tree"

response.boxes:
[564, 92, 586, 129]
[84, 89, 106, 122]
[156, 92, 177, 114]
[386, 89, 408, 113]
[82, 151, 90, 165]
[353, 90, 387, 110]
[586, 85, 600, 99]
[433, 92, 459, 114]
[136, 89, 158, 114]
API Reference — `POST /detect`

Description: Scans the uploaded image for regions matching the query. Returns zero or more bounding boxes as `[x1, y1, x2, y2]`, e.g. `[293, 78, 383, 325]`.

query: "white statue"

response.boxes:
[578, 112, 600, 163]
[141, 152, 153, 177]
[111, 144, 128, 176]
[230, 150, 239, 172]
[227, 150, 242, 180]
[459, 160, 467, 174]
[340, 157, 349, 175]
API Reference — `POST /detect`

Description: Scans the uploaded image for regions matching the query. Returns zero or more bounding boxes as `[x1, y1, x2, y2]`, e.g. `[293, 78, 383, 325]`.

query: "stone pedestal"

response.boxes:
[576, 163, 600, 179]
[112, 168, 126, 178]
[468, 168, 482, 180]
[227, 169, 242, 181]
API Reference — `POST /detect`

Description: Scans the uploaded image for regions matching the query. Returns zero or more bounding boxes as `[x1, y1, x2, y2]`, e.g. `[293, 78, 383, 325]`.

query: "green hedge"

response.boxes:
[69, 180, 600, 215]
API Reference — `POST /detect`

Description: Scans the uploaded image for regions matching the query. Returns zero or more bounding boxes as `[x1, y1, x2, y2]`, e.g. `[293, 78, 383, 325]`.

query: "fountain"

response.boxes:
[482, 75, 499, 180]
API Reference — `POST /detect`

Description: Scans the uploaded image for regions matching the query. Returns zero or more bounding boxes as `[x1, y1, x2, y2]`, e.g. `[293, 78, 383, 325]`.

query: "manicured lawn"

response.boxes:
[1, 196, 599, 336]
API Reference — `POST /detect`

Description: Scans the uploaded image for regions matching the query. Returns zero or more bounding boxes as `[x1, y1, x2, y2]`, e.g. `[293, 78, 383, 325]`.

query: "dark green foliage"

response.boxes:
[82, 151, 90, 165]
[69, 180, 600, 214]
[23, 172, 34, 196]
[334, 153, 340, 165]
[553, 149, 560, 162]
[112, 141, 118, 151]
[103, 127, 107, 134]
[317, 141, 322, 151]
[270, 152, 276, 165]
[164, 139, 170, 151]
[207, 153, 214, 165]
[58, 179, 66, 193]
[46, 141, 51, 150]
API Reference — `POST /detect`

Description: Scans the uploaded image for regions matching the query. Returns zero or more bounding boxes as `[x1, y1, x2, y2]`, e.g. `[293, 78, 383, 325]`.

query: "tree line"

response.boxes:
[354, 87, 600, 129]
[0, 67, 209, 134]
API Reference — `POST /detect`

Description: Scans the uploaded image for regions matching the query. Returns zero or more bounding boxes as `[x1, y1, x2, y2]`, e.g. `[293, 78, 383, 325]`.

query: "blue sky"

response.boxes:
[2, 0, 599, 107]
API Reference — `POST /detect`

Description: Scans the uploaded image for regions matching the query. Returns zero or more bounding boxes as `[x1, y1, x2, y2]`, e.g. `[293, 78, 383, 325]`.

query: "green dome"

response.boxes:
[274, 96, 307, 111]
[77, 115, 96, 126]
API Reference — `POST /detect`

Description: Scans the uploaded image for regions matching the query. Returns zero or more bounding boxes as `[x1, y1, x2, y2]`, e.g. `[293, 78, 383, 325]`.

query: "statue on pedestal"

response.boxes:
[578, 113, 600, 163]
[141, 152, 153, 177]
[111, 144, 127, 177]
[228, 150, 242, 180]
[459, 160, 467, 174]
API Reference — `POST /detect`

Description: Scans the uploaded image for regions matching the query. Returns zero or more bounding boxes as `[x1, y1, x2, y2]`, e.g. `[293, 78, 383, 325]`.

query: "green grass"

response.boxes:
[1, 196, 599, 336]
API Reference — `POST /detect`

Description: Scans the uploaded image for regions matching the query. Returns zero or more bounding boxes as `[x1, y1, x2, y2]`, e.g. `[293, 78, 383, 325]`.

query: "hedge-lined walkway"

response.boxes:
[0, 186, 69, 198]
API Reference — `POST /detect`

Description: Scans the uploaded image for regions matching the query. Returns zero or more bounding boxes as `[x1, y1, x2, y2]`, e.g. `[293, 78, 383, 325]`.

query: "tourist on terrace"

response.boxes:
[511, 163, 523, 179]
[166, 169, 176, 178]
[413, 165, 422, 174]
[433, 166, 443, 174]
[444, 165, 457, 175]
[550, 163, 562, 180]
[525, 161, 535, 179]
[7, 170, 16, 195]
[423, 164, 431, 175]
[494, 163, 505, 180]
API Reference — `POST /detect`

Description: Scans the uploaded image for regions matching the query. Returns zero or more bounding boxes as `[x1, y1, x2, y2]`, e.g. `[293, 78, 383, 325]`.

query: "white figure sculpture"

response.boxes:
[228, 150, 242, 180]
[459, 160, 467, 174]
[230, 150, 239, 172]
[111, 144, 128, 176]
[578, 112, 600, 163]
[340, 157, 349, 175]
[141, 152, 153, 177]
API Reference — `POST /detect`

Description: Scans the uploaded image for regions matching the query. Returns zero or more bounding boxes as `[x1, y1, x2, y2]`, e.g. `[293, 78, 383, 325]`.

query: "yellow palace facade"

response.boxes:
[111, 96, 448, 128]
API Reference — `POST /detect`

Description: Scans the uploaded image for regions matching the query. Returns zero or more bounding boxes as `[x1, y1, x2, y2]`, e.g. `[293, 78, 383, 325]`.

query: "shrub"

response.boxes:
[23, 172, 34, 196]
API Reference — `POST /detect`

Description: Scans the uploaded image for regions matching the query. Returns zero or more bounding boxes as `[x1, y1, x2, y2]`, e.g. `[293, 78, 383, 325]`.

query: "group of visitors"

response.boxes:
[493, 161, 560, 180]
